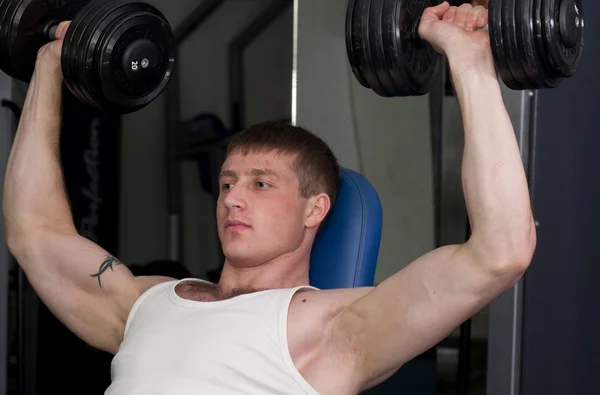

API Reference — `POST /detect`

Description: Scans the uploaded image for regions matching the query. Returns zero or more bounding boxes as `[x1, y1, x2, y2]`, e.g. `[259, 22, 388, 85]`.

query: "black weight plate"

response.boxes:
[531, 0, 561, 87]
[62, 0, 111, 104]
[502, 0, 528, 89]
[352, 0, 388, 96]
[100, 16, 173, 111]
[76, 0, 131, 109]
[112, 15, 173, 105]
[59, 2, 84, 102]
[9, 0, 90, 81]
[79, 0, 129, 106]
[94, 6, 171, 109]
[542, 0, 582, 78]
[80, 0, 133, 108]
[541, 0, 562, 75]
[0, 0, 23, 80]
[346, 0, 369, 88]
[532, 0, 556, 80]
[0, 0, 13, 77]
[68, 0, 129, 108]
[89, 2, 173, 112]
[369, 0, 397, 96]
[381, 0, 410, 94]
[79, 0, 173, 112]
[489, 0, 519, 90]
[0, 0, 12, 76]
[514, 0, 546, 88]
[387, 0, 440, 96]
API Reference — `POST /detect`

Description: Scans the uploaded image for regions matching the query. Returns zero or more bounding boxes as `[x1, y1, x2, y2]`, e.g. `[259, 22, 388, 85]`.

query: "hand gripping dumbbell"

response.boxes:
[0, 0, 176, 113]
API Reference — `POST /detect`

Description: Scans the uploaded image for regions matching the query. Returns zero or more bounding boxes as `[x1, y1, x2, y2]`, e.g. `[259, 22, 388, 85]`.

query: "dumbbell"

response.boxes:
[345, 0, 584, 97]
[0, 0, 175, 113]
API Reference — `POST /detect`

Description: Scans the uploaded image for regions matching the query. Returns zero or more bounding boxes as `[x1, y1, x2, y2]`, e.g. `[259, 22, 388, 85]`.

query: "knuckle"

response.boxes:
[472, 6, 485, 15]
[47, 41, 59, 52]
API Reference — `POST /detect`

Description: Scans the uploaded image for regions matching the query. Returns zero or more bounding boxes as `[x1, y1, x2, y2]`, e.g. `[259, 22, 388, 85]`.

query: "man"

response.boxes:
[3, 2, 535, 394]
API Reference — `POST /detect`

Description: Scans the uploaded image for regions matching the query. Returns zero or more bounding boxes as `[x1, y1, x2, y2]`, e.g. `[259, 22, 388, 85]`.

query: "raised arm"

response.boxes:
[2, 23, 170, 354]
[332, 3, 536, 388]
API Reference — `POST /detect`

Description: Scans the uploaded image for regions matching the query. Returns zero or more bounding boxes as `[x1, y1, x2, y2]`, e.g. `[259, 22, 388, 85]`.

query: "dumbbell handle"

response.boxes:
[43, 20, 61, 40]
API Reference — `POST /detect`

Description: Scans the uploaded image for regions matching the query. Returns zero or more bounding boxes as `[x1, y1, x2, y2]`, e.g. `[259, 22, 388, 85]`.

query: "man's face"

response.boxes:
[216, 150, 313, 267]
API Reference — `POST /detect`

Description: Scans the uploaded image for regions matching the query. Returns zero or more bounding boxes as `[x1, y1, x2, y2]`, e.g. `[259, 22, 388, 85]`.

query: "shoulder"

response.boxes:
[287, 287, 375, 393]
[287, 286, 374, 356]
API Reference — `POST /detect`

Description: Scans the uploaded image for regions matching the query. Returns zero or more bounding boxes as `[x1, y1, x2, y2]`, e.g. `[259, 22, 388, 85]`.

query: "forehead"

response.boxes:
[221, 151, 297, 178]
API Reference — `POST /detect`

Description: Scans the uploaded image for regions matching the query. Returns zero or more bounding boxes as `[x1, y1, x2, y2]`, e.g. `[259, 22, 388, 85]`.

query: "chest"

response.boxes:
[169, 284, 340, 356]
[116, 287, 327, 365]
[174, 282, 270, 303]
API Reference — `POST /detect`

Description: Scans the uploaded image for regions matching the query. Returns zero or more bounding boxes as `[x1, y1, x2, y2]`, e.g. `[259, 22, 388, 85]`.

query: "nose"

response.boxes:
[222, 184, 246, 210]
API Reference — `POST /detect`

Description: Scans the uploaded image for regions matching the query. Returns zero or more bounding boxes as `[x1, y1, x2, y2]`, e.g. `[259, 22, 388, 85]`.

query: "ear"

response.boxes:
[305, 193, 331, 229]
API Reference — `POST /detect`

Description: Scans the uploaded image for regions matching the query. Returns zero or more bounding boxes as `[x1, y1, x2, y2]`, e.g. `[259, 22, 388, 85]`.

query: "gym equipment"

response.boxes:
[177, 112, 231, 194]
[310, 168, 382, 289]
[0, 0, 175, 113]
[345, 0, 585, 96]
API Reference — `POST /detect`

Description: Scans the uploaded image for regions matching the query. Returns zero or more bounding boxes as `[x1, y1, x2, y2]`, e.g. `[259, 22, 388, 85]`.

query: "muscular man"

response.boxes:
[3, 2, 535, 394]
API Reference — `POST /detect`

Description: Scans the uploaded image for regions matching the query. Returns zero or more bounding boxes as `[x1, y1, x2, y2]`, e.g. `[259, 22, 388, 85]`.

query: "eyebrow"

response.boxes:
[219, 168, 281, 179]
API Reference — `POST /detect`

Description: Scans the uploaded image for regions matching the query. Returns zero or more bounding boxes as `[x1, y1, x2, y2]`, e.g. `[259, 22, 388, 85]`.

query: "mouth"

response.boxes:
[225, 220, 251, 230]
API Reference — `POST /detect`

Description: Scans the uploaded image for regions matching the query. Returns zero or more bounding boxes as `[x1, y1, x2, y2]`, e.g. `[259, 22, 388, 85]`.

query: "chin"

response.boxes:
[222, 244, 258, 266]
[223, 245, 285, 269]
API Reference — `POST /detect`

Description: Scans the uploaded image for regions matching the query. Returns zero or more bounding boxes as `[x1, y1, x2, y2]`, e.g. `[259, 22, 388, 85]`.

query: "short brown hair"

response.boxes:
[225, 121, 340, 207]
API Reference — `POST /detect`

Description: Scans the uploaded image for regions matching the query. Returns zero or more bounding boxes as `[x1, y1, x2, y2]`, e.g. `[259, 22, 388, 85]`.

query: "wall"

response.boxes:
[119, 0, 294, 276]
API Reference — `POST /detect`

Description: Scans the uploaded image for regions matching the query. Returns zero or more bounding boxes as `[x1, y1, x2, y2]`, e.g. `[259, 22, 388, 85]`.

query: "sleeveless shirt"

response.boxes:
[105, 278, 320, 394]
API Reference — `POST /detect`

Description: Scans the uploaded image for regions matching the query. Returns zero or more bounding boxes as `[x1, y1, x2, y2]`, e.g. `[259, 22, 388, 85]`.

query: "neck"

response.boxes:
[218, 251, 310, 291]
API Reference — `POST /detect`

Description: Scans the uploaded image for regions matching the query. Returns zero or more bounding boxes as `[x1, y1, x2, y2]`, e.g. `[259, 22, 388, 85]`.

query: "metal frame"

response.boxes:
[485, 86, 536, 395]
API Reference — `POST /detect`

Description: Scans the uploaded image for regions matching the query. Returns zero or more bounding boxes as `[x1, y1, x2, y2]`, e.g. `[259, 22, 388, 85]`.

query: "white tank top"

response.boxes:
[105, 278, 320, 395]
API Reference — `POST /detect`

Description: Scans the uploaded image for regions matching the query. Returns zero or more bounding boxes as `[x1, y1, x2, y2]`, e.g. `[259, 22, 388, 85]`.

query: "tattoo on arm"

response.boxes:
[90, 254, 123, 288]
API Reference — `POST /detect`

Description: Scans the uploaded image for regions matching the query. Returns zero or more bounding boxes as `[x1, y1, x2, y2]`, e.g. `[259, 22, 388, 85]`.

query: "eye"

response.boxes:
[256, 181, 270, 189]
[221, 183, 233, 191]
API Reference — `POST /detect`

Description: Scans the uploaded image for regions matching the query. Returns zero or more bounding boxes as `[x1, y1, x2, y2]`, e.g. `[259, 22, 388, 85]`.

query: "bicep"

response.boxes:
[16, 231, 142, 353]
[343, 244, 524, 385]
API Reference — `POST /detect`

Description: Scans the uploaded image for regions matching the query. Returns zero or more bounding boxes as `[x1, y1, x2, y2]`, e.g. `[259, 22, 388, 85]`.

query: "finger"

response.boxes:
[442, 6, 458, 23]
[465, 5, 485, 30]
[422, 1, 451, 22]
[475, 7, 489, 29]
[55, 21, 71, 39]
[454, 3, 473, 28]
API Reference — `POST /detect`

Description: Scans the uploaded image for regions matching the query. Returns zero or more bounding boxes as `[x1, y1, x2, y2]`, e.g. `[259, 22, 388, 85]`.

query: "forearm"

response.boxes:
[3, 68, 75, 245]
[450, 57, 535, 263]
